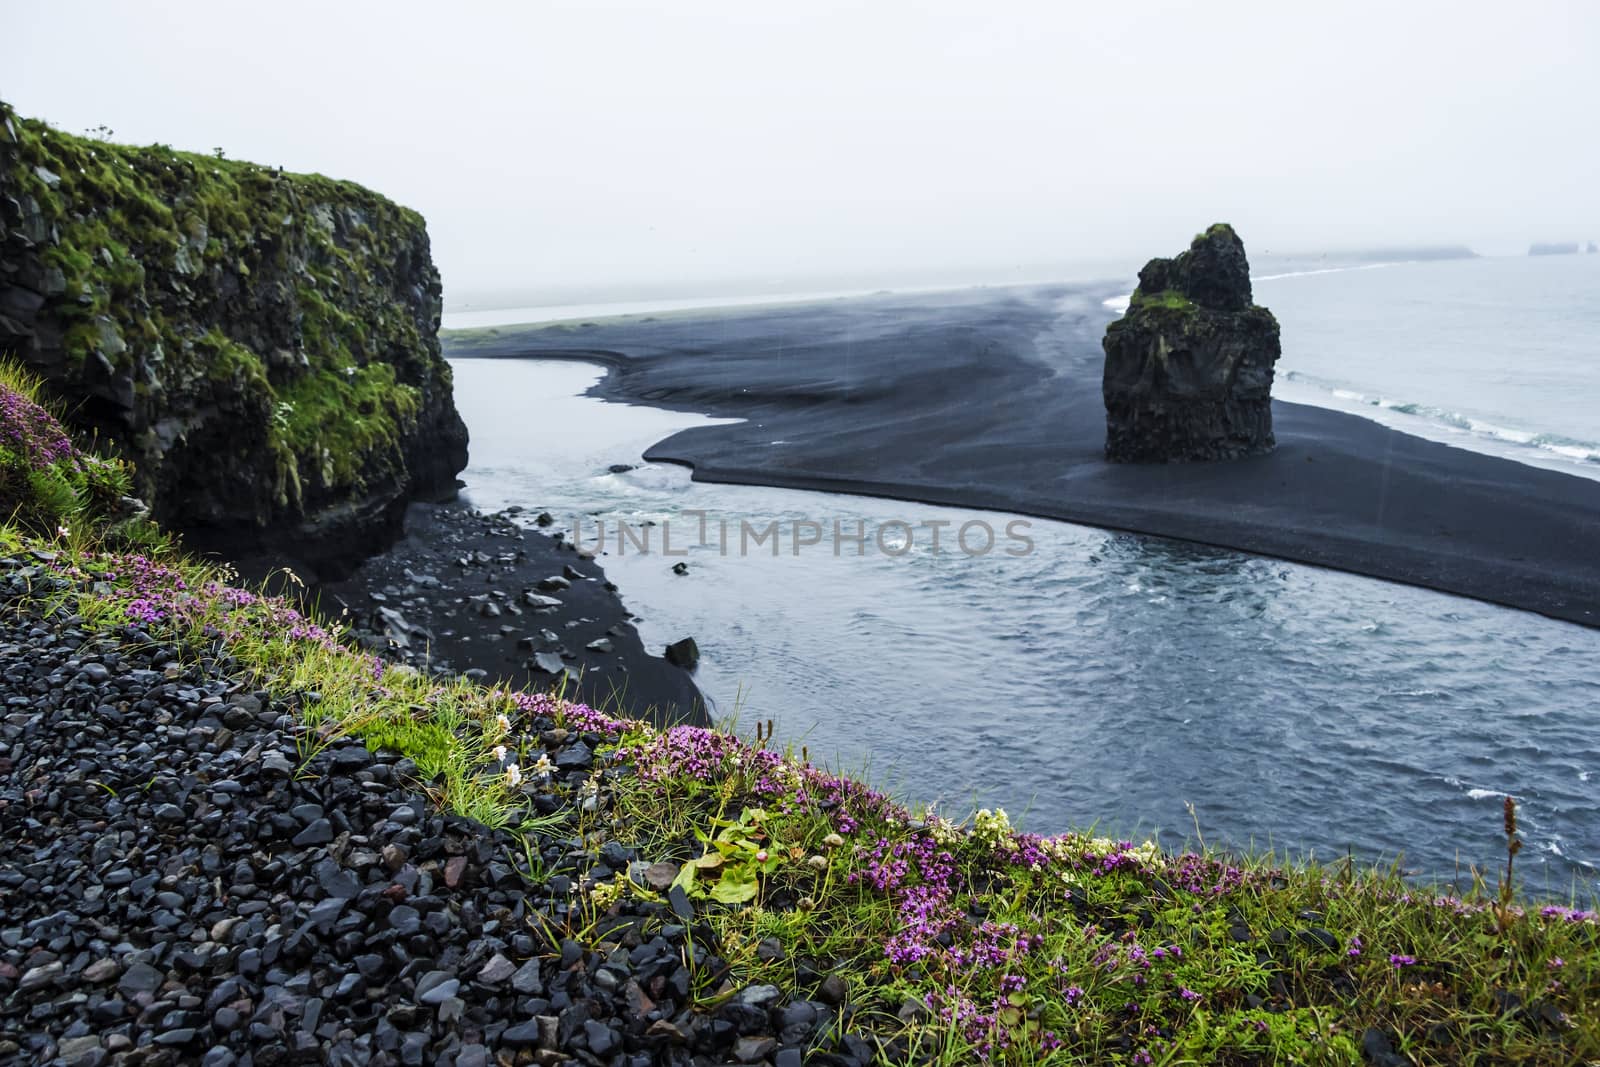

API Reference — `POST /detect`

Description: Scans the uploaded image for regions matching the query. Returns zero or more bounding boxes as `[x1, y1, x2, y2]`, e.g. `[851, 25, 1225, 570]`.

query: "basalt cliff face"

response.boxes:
[0, 102, 468, 574]
[1102, 223, 1280, 462]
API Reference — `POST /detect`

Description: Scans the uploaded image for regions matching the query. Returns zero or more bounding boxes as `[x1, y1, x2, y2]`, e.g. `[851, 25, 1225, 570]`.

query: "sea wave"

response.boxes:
[1282, 371, 1600, 467]
[1252, 262, 1398, 282]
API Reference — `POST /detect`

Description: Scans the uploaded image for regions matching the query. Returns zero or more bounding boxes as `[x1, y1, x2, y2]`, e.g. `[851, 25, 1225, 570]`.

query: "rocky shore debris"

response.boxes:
[1101, 223, 1281, 462]
[0, 559, 856, 1065]
[664, 638, 700, 671]
[319, 502, 703, 725]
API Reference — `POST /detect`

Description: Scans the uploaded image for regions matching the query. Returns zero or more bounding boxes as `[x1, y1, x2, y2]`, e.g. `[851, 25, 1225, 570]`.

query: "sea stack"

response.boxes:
[1102, 223, 1281, 462]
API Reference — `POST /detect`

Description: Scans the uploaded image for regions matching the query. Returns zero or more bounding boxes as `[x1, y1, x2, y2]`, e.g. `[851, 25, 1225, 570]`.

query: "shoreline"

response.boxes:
[316, 501, 707, 728]
[443, 285, 1600, 629]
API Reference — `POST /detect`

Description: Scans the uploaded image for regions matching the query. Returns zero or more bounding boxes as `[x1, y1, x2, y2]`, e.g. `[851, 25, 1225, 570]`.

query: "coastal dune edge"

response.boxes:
[444, 288, 1600, 630]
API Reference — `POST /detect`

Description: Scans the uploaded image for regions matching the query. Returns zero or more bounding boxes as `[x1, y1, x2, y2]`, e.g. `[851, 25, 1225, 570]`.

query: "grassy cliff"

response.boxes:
[2, 368, 1595, 1065]
[0, 102, 466, 572]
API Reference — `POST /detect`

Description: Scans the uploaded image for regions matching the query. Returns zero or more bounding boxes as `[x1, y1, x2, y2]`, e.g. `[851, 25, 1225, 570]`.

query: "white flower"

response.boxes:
[822, 833, 845, 849]
[491, 744, 507, 763]
[972, 808, 1013, 849]
[1130, 840, 1163, 865]
[532, 754, 555, 777]
[929, 816, 963, 847]
[493, 713, 512, 735]
[503, 764, 523, 787]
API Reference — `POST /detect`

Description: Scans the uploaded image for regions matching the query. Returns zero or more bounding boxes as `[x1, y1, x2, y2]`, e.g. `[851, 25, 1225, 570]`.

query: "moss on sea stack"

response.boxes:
[1102, 224, 1280, 462]
[0, 101, 467, 572]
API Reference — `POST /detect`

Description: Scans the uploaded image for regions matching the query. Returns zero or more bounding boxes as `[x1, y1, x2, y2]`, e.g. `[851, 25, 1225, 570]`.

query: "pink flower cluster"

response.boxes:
[0, 384, 79, 472]
[61, 551, 342, 659]
[1164, 852, 1248, 896]
[614, 718, 899, 838]
[1090, 931, 1186, 990]
[923, 983, 1062, 1060]
[849, 834, 960, 965]
[513, 690, 628, 738]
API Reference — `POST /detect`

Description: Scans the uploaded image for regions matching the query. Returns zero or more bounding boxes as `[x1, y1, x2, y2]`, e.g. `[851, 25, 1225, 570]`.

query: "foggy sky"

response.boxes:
[9, 1, 1598, 303]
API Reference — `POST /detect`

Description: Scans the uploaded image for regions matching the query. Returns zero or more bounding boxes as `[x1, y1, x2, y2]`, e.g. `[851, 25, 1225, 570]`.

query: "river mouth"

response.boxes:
[449, 357, 1600, 898]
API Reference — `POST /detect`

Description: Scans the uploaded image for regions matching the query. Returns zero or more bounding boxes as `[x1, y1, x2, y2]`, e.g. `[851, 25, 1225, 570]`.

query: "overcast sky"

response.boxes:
[9, 1, 1598, 304]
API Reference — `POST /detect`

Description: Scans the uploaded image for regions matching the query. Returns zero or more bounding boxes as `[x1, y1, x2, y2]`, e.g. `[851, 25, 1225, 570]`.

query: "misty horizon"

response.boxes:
[9, 0, 1597, 305]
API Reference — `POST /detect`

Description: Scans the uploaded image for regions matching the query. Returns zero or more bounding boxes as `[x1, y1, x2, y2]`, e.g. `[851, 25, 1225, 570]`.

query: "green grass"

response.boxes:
[0, 361, 163, 548]
[1194, 222, 1237, 246]
[2, 366, 1596, 1065]
[1128, 288, 1196, 312]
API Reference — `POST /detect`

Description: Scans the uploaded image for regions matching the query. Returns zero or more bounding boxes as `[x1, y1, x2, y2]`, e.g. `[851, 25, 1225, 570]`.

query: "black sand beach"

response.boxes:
[445, 285, 1600, 629]
[316, 502, 706, 726]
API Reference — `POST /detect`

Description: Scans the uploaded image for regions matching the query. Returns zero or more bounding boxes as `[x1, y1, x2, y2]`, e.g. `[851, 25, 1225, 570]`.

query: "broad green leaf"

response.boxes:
[709, 877, 759, 904]
[670, 863, 697, 894]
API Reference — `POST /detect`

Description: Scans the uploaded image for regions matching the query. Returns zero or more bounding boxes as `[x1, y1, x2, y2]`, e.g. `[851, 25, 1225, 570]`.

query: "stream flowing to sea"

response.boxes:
[445, 253, 1600, 897]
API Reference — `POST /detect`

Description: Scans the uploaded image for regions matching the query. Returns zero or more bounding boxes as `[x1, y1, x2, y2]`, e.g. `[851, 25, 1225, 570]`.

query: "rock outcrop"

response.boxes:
[0, 101, 468, 574]
[1529, 242, 1580, 256]
[1102, 224, 1280, 462]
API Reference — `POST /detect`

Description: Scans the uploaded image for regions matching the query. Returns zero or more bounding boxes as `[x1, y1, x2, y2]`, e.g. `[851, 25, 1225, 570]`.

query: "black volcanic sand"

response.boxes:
[316, 502, 705, 727]
[445, 285, 1600, 628]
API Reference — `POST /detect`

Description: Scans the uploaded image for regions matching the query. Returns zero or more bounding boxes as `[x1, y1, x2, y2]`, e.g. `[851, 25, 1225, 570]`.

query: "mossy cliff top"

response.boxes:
[1127, 222, 1254, 313]
[0, 101, 467, 575]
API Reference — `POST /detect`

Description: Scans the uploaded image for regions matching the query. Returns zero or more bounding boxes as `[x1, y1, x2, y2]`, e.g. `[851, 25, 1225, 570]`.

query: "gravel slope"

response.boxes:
[0, 556, 863, 1066]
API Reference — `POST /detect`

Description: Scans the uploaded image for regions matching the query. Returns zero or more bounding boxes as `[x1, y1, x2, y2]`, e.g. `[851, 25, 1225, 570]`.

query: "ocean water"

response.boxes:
[446, 253, 1600, 898]
[1111, 252, 1600, 478]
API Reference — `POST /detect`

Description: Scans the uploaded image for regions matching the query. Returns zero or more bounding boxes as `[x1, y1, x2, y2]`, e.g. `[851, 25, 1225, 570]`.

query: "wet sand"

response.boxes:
[443, 285, 1600, 629]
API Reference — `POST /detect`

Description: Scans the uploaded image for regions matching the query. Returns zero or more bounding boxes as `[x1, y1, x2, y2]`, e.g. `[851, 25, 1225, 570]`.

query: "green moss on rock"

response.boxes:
[0, 100, 467, 572]
[1127, 287, 1195, 312]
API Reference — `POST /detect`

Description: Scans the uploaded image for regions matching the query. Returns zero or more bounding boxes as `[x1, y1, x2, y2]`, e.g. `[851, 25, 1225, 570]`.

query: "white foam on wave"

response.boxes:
[1253, 262, 1398, 282]
[1466, 787, 1509, 801]
[1279, 371, 1600, 478]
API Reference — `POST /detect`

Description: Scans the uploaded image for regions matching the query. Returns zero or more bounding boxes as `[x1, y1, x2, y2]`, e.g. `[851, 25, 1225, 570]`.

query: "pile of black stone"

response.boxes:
[317, 502, 704, 728]
[0, 558, 874, 1066]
